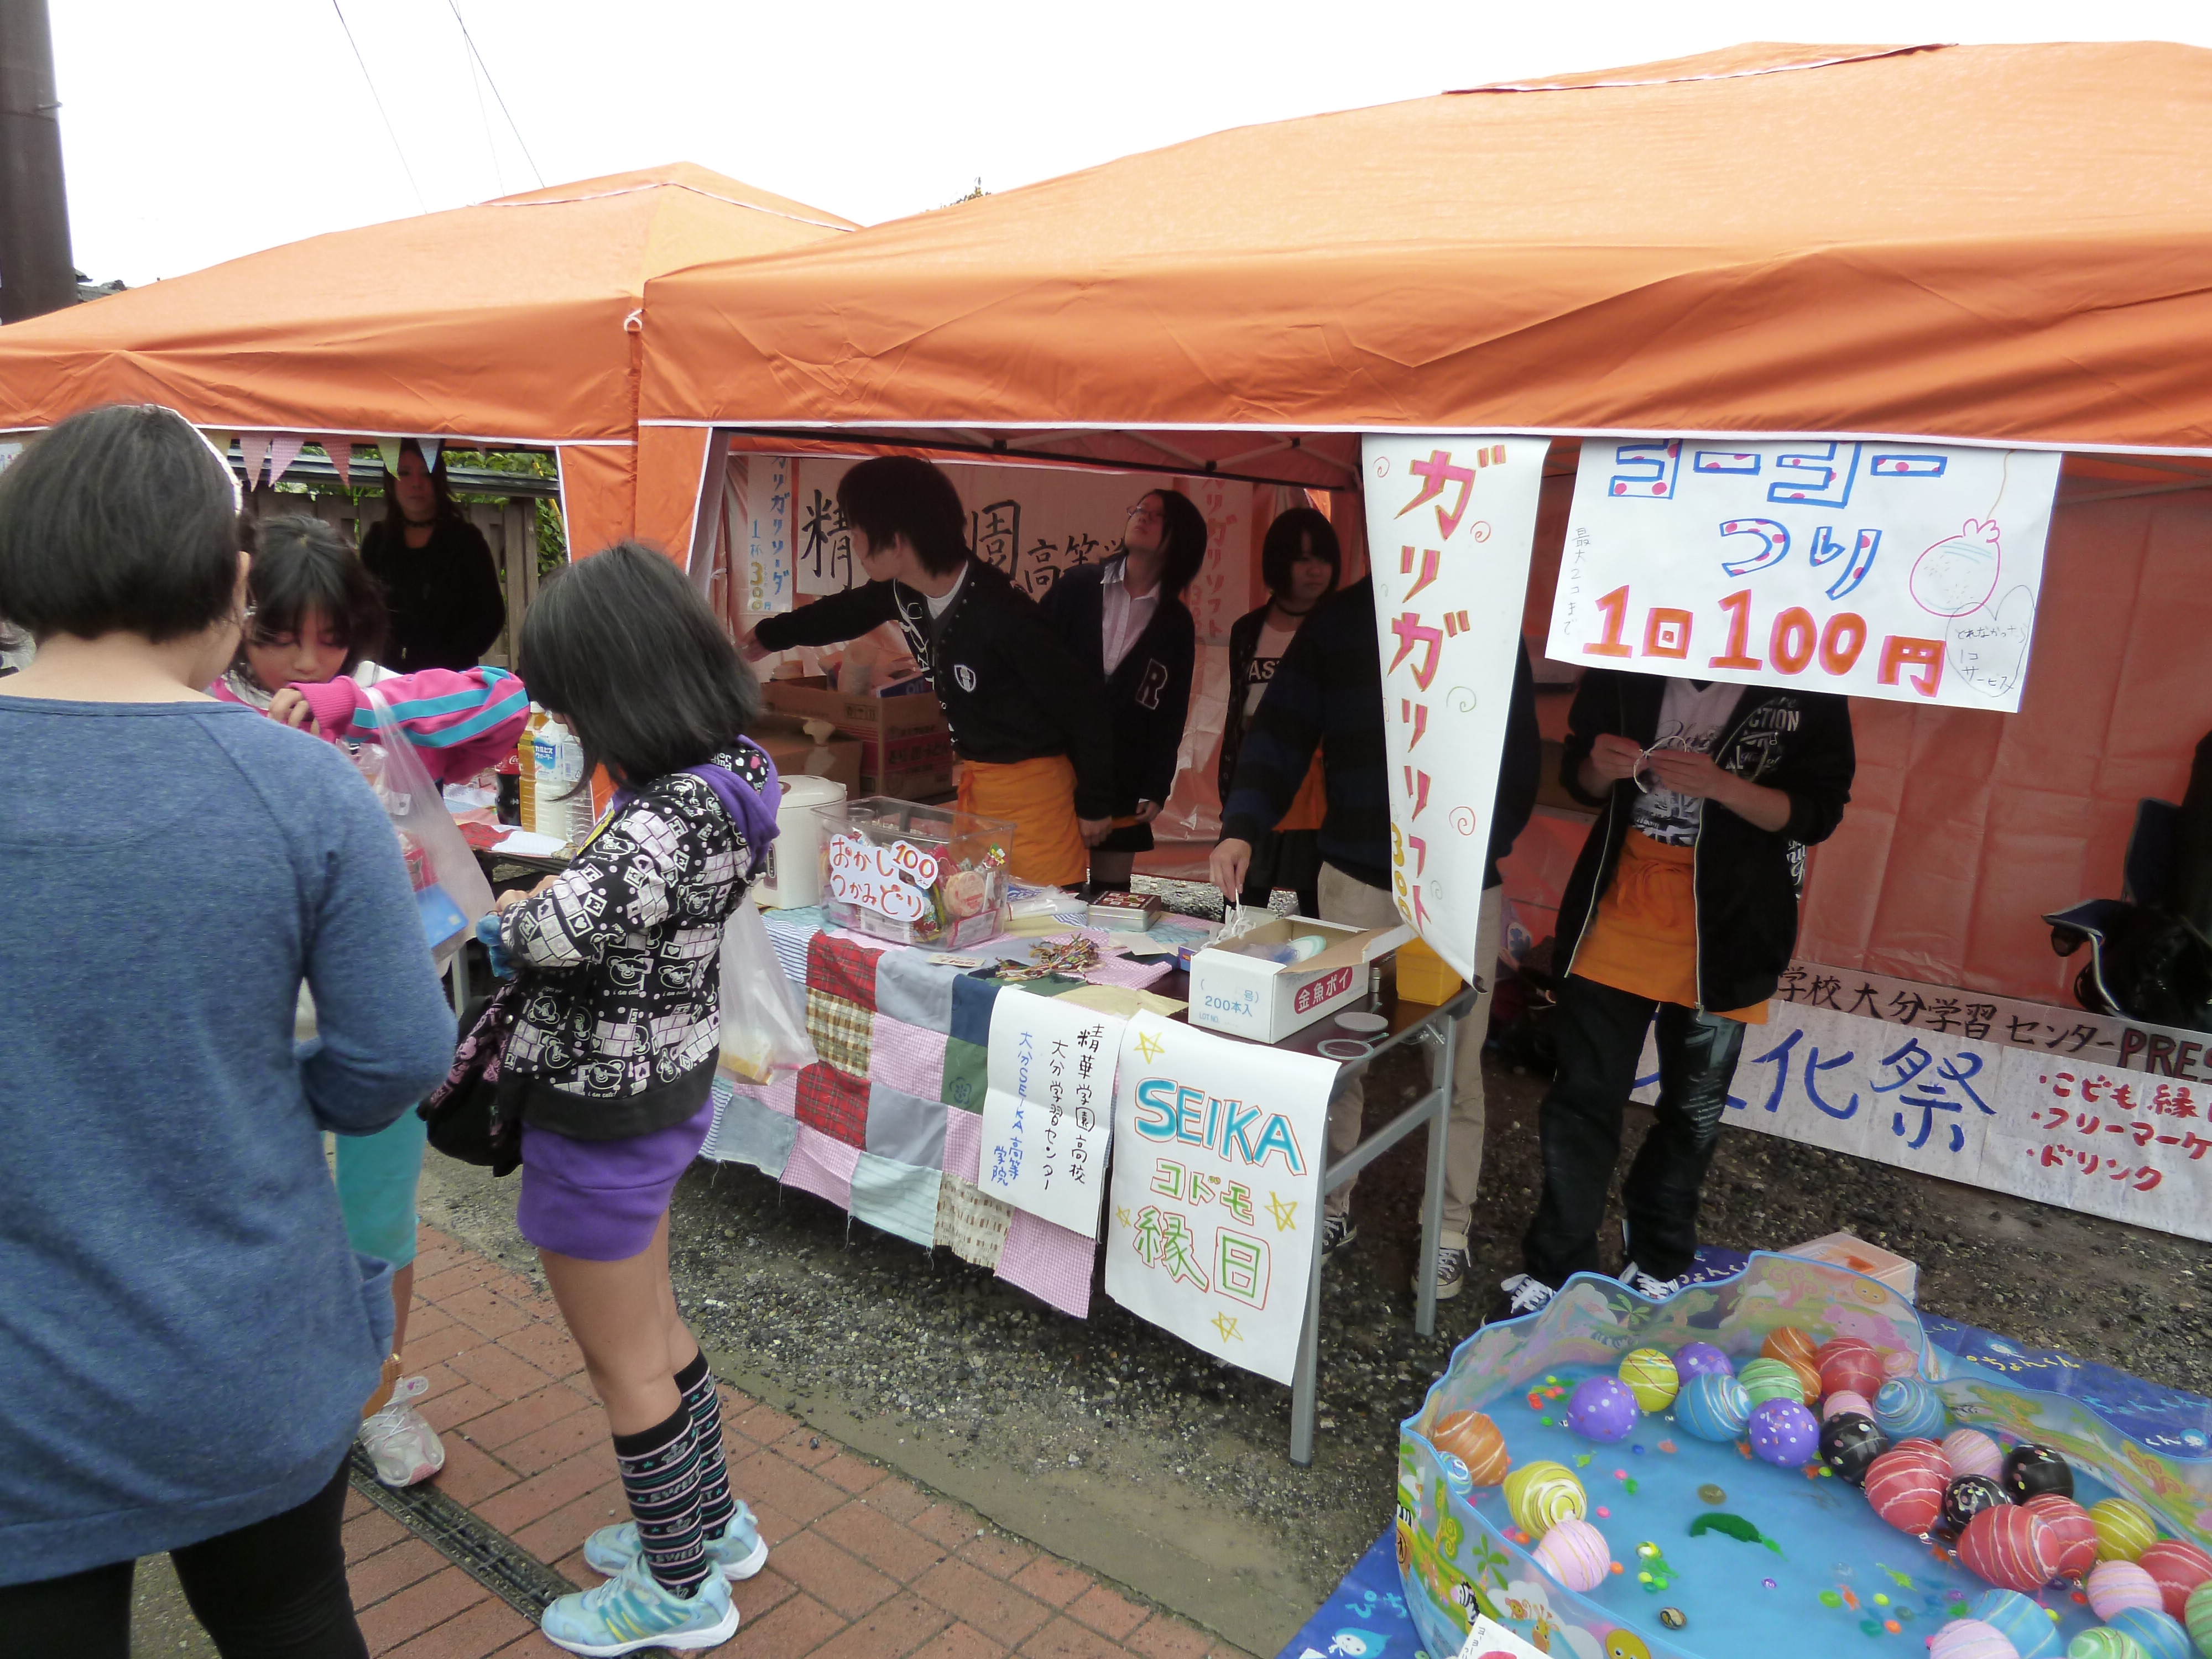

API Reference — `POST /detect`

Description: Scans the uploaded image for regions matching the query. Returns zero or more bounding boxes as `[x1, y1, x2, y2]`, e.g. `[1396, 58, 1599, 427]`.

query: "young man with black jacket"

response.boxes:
[744, 458, 1113, 885]
[1491, 668, 1855, 1323]
[1208, 576, 1541, 1301]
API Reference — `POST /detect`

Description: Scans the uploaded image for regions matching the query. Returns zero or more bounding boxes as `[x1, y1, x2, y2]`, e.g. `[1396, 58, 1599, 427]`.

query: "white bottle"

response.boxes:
[533, 716, 589, 848]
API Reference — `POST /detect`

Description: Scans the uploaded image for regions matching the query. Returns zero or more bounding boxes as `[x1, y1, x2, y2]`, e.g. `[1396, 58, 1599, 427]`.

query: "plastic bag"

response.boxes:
[353, 686, 496, 963]
[718, 896, 817, 1083]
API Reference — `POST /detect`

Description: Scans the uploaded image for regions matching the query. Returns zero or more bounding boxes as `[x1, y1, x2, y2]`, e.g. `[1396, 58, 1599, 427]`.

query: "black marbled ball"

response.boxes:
[1819, 1411, 1891, 1485]
[2001, 1442, 2074, 1504]
[1940, 1473, 2011, 1536]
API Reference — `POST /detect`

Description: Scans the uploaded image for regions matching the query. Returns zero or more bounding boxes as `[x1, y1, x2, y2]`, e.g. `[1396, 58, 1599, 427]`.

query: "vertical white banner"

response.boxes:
[744, 454, 793, 615]
[1104, 1013, 1338, 1385]
[1361, 436, 1549, 982]
[978, 988, 1125, 1239]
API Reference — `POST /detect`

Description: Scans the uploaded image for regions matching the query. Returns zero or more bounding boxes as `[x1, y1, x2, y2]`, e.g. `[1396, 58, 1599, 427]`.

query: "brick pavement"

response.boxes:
[346, 1225, 1259, 1659]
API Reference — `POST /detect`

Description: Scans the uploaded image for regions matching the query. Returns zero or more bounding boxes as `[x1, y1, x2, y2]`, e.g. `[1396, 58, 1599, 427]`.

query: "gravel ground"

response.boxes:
[419, 1034, 2211, 1646]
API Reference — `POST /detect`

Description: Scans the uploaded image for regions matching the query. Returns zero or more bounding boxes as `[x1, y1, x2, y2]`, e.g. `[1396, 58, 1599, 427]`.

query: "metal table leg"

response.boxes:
[1288, 1181, 1331, 1466]
[1413, 1014, 1455, 1338]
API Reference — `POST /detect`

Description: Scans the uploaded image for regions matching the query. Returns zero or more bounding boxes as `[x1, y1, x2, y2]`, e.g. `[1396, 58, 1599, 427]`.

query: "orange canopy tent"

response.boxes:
[0, 163, 855, 555]
[637, 42, 2212, 1004]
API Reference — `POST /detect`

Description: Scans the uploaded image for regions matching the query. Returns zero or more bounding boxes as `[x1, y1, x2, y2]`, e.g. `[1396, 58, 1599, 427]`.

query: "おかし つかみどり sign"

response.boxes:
[826, 833, 936, 923]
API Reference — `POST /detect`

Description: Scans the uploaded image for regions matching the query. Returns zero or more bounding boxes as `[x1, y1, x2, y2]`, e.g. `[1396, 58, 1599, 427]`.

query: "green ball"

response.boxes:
[1739, 1356, 1807, 1407]
[2185, 1580, 2212, 1659]
[2091, 1498, 2160, 1563]
[1619, 1347, 1681, 1412]
[2068, 1629, 2149, 1659]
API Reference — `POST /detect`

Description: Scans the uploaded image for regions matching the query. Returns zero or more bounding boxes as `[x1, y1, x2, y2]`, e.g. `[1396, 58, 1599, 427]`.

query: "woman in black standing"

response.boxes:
[1041, 489, 1205, 891]
[358, 441, 505, 672]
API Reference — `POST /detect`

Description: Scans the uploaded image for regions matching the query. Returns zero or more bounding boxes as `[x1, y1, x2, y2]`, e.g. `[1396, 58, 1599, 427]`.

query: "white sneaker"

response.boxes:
[358, 1374, 446, 1488]
[1484, 1272, 1557, 1326]
[1322, 1212, 1359, 1259]
[1620, 1260, 1688, 1300]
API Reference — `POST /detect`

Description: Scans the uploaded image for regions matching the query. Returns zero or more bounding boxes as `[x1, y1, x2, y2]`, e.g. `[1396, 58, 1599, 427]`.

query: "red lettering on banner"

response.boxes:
[1585, 585, 1632, 656]
[1295, 965, 1357, 1014]
[1770, 607, 1817, 674]
[1820, 612, 1867, 674]
[1879, 635, 1944, 696]
[1644, 607, 1692, 658]
[1710, 588, 1764, 670]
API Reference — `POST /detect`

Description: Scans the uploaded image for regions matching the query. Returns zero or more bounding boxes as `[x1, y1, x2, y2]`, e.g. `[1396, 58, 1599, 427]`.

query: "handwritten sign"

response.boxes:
[1361, 436, 1548, 982]
[743, 454, 792, 615]
[1104, 1013, 1337, 1384]
[1547, 440, 2062, 711]
[978, 988, 1124, 1238]
[825, 833, 935, 922]
[1639, 962, 2212, 1243]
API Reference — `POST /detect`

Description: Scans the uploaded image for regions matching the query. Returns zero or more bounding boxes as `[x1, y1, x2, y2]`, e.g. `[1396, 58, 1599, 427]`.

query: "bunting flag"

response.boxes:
[265, 435, 305, 488]
[375, 438, 404, 475]
[237, 434, 272, 488]
[201, 430, 233, 466]
[320, 437, 352, 489]
[416, 437, 442, 471]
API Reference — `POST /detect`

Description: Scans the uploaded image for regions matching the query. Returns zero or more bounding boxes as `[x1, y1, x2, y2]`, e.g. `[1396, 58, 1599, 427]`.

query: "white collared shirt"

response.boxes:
[1100, 558, 1160, 675]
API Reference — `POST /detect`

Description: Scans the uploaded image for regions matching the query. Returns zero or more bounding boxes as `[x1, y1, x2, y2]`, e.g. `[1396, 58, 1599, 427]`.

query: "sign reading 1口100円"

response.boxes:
[1545, 440, 2062, 713]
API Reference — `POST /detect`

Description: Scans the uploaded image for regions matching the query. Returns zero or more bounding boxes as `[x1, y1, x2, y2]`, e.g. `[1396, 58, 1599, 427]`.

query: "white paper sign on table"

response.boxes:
[1360, 435, 1549, 984]
[978, 988, 1124, 1238]
[1103, 1012, 1338, 1385]
[1455, 1615, 1548, 1659]
[1546, 438, 2062, 712]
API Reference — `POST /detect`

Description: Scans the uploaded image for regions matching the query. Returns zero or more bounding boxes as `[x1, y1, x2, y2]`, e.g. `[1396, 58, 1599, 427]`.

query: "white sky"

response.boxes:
[51, 1, 2212, 287]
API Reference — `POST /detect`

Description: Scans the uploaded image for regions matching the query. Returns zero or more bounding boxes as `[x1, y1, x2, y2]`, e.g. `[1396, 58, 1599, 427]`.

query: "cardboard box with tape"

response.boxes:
[764, 676, 953, 799]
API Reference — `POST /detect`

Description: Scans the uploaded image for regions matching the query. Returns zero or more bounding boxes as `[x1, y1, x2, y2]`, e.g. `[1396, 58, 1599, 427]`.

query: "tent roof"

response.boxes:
[0, 163, 854, 444]
[640, 41, 2212, 481]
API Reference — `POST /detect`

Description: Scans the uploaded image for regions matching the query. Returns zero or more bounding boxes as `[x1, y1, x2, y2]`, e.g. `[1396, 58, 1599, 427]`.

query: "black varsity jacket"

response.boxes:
[1038, 556, 1196, 812]
[1557, 669, 1856, 1014]
[753, 560, 1114, 820]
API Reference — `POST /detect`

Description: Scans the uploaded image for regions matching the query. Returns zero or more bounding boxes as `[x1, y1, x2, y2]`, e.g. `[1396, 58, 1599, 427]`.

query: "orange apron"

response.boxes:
[956, 754, 1088, 887]
[1570, 830, 1767, 1023]
[1276, 748, 1328, 833]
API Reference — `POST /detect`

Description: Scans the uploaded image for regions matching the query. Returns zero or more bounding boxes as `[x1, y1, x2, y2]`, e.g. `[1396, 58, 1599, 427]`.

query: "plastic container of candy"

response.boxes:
[820, 795, 1015, 948]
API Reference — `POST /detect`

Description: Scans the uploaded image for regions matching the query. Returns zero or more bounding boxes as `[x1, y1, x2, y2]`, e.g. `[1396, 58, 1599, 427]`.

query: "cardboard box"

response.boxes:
[748, 713, 863, 794]
[1188, 914, 1412, 1042]
[1782, 1230, 1919, 1301]
[764, 676, 953, 798]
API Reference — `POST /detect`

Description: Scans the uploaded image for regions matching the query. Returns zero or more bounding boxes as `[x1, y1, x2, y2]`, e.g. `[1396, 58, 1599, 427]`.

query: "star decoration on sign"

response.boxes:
[1266, 1192, 1301, 1233]
[1133, 1029, 1165, 1064]
[1114, 1206, 1130, 1229]
[1211, 1312, 1243, 1344]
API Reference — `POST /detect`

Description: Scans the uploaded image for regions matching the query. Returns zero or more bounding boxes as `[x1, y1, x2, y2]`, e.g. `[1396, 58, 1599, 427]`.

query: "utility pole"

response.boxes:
[0, 0, 75, 323]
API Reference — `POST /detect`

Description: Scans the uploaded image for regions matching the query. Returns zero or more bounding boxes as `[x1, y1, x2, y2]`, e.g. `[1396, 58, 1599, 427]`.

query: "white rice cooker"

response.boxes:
[751, 773, 847, 909]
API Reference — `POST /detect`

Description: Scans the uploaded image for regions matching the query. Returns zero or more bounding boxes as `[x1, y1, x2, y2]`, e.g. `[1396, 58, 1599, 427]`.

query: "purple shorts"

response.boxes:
[516, 1102, 715, 1262]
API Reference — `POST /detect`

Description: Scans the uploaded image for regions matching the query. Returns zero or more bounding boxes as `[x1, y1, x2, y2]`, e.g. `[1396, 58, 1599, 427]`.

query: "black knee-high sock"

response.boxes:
[675, 1352, 734, 1540]
[612, 1404, 707, 1595]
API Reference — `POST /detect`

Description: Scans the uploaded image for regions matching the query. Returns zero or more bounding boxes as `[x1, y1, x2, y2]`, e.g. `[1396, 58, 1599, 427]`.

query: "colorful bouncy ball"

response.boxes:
[2024, 1495, 2098, 1580]
[2137, 1539, 2212, 1619]
[1761, 1326, 1818, 1368]
[2088, 1562, 2166, 1622]
[1431, 1410, 1510, 1486]
[1818, 1410, 1889, 1484]
[1439, 1453, 1474, 1501]
[1945, 1429, 2006, 1482]
[1823, 1389, 1875, 1422]
[1814, 1335, 1886, 1400]
[2091, 1499, 2159, 1564]
[1674, 1372, 1752, 1442]
[1504, 1460, 1587, 1539]
[1532, 1515, 1613, 1593]
[1944, 1474, 2014, 1538]
[2067, 1629, 2151, 1659]
[1566, 1375, 1642, 1443]
[1618, 1348, 1680, 1412]
[2105, 1608, 2192, 1659]
[1675, 1341, 1733, 1380]
[1959, 1505, 2059, 1594]
[2004, 1443, 2076, 1504]
[1866, 1446, 1949, 1535]
[1873, 1376, 1949, 1442]
[2185, 1580, 2212, 1659]
[1739, 1357, 1810, 1408]
[1929, 1618, 2024, 1659]
[1748, 1398, 1820, 1468]
[1970, 1588, 2063, 1659]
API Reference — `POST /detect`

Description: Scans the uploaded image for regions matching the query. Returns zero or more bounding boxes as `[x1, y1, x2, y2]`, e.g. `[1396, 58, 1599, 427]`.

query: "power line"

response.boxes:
[446, 1, 543, 189]
[330, 0, 427, 213]
[457, 6, 503, 194]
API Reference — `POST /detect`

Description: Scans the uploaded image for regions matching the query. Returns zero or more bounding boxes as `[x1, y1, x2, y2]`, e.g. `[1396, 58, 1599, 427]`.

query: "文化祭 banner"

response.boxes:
[1635, 962, 2212, 1243]
[1104, 1014, 1338, 1385]
[1361, 435, 1550, 982]
[1547, 440, 2062, 711]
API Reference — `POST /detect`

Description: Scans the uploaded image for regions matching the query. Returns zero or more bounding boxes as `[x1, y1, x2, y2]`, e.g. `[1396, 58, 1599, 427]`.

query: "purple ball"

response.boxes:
[1566, 1375, 1642, 1443]
[1676, 1342, 1734, 1380]
[1747, 1397, 1821, 1467]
